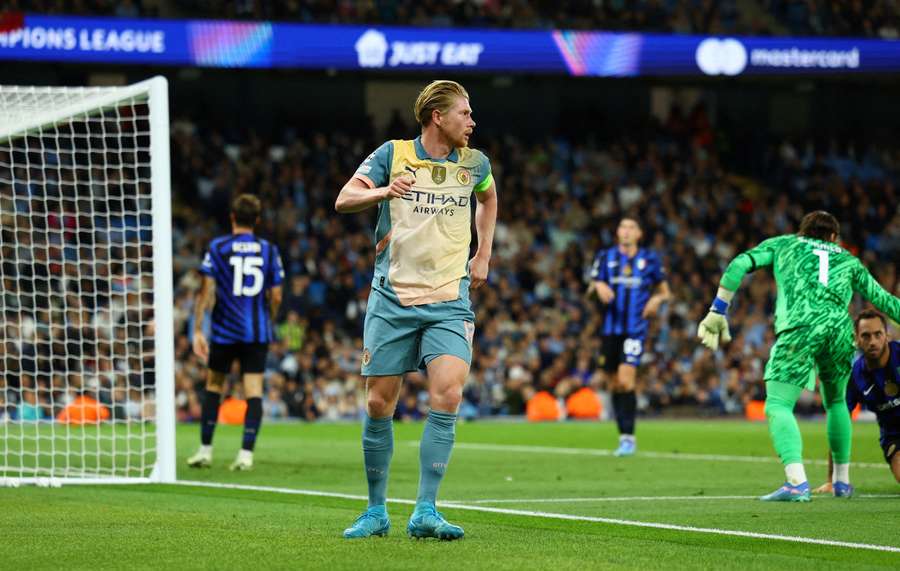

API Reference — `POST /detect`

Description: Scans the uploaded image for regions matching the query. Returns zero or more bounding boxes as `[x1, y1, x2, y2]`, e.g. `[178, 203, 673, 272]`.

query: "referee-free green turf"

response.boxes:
[2, 420, 899, 570]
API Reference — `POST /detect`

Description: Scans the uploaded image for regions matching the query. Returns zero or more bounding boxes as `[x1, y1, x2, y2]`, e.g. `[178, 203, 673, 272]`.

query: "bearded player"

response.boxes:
[697, 211, 900, 501]
[814, 310, 900, 494]
[335, 80, 497, 539]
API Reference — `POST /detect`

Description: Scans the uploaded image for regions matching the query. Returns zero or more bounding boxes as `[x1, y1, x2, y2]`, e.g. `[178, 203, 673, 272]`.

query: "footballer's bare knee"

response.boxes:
[430, 383, 463, 413]
[891, 456, 900, 483]
[365, 376, 402, 418]
[426, 355, 468, 412]
[205, 371, 227, 393]
[615, 365, 636, 392]
[243, 374, 264, 399]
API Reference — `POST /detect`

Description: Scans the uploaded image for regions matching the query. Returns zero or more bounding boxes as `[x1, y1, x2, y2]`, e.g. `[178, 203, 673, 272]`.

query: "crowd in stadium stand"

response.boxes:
[763, 0, 900, 38]
[161, 101, 897, 423]
[0, 97, 897, 424]
[8, 0, 898, 38]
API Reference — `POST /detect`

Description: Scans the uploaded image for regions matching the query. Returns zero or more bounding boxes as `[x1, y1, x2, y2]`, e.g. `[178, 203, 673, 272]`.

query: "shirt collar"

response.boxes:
[414, 136, 459, 163]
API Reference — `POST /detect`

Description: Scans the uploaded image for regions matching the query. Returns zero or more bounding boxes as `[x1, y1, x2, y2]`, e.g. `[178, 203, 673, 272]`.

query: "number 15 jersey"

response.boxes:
[720, 234, 900, 335]
[200, 233, 285, 344]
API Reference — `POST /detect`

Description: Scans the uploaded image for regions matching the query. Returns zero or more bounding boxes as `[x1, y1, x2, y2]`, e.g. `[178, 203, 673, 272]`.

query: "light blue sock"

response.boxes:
[362, 414, 393, 508]
[416, 409, 457, 506]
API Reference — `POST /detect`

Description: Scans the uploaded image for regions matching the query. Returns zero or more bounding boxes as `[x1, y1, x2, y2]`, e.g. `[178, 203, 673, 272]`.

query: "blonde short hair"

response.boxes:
[413, 80, 469, 127]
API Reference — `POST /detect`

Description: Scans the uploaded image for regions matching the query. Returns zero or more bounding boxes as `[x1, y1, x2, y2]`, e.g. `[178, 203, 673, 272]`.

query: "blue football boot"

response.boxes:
[343, 505, 390, 539]
[759, 481, 811, 502]
[833, 481, 854, 498]
[407, 503, 464, 541]
[613, 437, 636, 457]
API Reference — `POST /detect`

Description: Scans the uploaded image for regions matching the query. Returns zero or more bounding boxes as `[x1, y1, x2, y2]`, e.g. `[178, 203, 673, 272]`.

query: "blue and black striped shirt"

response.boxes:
[590, 247, 665, 337]
[847, 341, 900, 446]
[200, 233, 284, 344]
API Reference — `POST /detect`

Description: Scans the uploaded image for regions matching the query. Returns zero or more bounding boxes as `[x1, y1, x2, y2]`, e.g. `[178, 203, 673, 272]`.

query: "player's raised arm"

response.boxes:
[697, 236, 782, 350]
[852, 261, 900, 323]
[469, 174, 497, 289]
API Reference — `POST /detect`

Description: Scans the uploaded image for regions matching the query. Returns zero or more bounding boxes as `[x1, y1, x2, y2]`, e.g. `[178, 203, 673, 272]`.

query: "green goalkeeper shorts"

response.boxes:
[361, 285, 475, 377]
[763, 322, 855, 389]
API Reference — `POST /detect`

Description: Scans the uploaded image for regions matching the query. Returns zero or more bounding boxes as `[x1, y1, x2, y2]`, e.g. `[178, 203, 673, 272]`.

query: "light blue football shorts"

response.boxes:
[361, 283, 475, 377]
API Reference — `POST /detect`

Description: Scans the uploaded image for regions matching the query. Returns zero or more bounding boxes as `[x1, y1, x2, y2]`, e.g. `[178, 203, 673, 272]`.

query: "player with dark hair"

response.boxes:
[187, 193, 284, 471]
[335, 79, 497, 540]
[699, 211, 900, 501]
[814, 310, 900, 494]
[590, 217, 670, 456]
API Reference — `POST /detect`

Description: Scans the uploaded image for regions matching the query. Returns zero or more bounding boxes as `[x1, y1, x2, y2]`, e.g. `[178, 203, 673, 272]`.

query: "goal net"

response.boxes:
[0, 77, 175, 485]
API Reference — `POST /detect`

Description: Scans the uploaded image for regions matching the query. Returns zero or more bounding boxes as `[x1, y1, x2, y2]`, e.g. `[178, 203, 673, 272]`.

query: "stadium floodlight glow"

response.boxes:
[0, 76, 175, 486]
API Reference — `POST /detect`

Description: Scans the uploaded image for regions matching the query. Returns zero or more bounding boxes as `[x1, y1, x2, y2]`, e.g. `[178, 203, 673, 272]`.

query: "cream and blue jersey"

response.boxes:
[354, 136, 493, 307]
[200, 233, 285, 344]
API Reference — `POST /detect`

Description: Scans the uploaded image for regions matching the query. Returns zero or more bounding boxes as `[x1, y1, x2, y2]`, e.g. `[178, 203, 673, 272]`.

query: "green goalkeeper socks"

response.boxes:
[764, 381, 804, 466]
[416, 410, 457, 505]
[362, 414, 394, 507]
[820, 379, 852, 465]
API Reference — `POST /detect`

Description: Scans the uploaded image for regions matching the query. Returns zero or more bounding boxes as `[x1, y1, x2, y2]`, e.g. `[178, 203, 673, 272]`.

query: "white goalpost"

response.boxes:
[0, 76, 175, 485]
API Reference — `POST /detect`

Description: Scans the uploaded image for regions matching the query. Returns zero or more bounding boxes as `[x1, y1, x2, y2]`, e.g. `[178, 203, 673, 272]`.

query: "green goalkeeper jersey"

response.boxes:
[720, 234, 900, 335]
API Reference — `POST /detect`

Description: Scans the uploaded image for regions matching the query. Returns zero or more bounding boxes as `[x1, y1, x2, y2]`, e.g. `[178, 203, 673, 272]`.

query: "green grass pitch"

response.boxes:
[2, 420, 899, 570]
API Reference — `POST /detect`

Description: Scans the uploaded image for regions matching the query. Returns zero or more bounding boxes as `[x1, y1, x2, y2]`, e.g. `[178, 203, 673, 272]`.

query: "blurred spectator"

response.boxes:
[17, 390, 46, 422]
[1, 95, 897, 426]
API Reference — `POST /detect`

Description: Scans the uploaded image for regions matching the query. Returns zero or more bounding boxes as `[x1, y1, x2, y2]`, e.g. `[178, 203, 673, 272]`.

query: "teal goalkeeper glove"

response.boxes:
[697, 311, 732, 351]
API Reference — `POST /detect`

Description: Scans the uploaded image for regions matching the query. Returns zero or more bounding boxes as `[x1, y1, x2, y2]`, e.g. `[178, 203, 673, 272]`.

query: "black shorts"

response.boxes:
[599, 334, 645, 373]
[208, 343, 268, 375]
[882, 437, 900, 464]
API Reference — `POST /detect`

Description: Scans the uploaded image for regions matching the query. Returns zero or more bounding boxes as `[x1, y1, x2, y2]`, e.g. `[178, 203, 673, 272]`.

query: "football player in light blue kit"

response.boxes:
[335, 80, 498, 540]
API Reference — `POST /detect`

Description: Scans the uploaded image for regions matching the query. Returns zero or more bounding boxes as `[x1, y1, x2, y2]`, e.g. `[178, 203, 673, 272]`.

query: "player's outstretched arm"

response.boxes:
[334, 175, 412, 214]
[470, 179, 497, 289]
[697, 238, 779, 350]
[853, 261, 900, 324]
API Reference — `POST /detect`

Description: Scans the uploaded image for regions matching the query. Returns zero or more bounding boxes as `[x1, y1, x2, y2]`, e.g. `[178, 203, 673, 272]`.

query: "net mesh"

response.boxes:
[0, 85, 159, 481]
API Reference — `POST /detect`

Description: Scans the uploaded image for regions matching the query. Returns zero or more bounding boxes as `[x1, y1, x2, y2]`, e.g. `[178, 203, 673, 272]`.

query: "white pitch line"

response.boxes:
[175, 480, 900, 554]
[444, 442, 888, 470]
[447, 494, 900, 504]
[450, 495, 758, 504]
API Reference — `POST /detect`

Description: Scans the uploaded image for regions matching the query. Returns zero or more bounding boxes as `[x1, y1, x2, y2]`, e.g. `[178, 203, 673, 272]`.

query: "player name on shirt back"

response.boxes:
[232, 241, 262, 253]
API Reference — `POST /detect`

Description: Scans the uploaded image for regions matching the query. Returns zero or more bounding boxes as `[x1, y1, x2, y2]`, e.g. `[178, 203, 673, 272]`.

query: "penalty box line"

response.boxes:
[176, 480, 900, 554]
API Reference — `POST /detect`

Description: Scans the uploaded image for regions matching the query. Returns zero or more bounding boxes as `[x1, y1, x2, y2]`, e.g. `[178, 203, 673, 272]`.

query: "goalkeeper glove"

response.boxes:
[697, 293, 733, 351]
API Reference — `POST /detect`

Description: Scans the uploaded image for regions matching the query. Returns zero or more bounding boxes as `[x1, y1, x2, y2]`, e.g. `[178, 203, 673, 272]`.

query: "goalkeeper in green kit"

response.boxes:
[698, 211, 900, 501]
